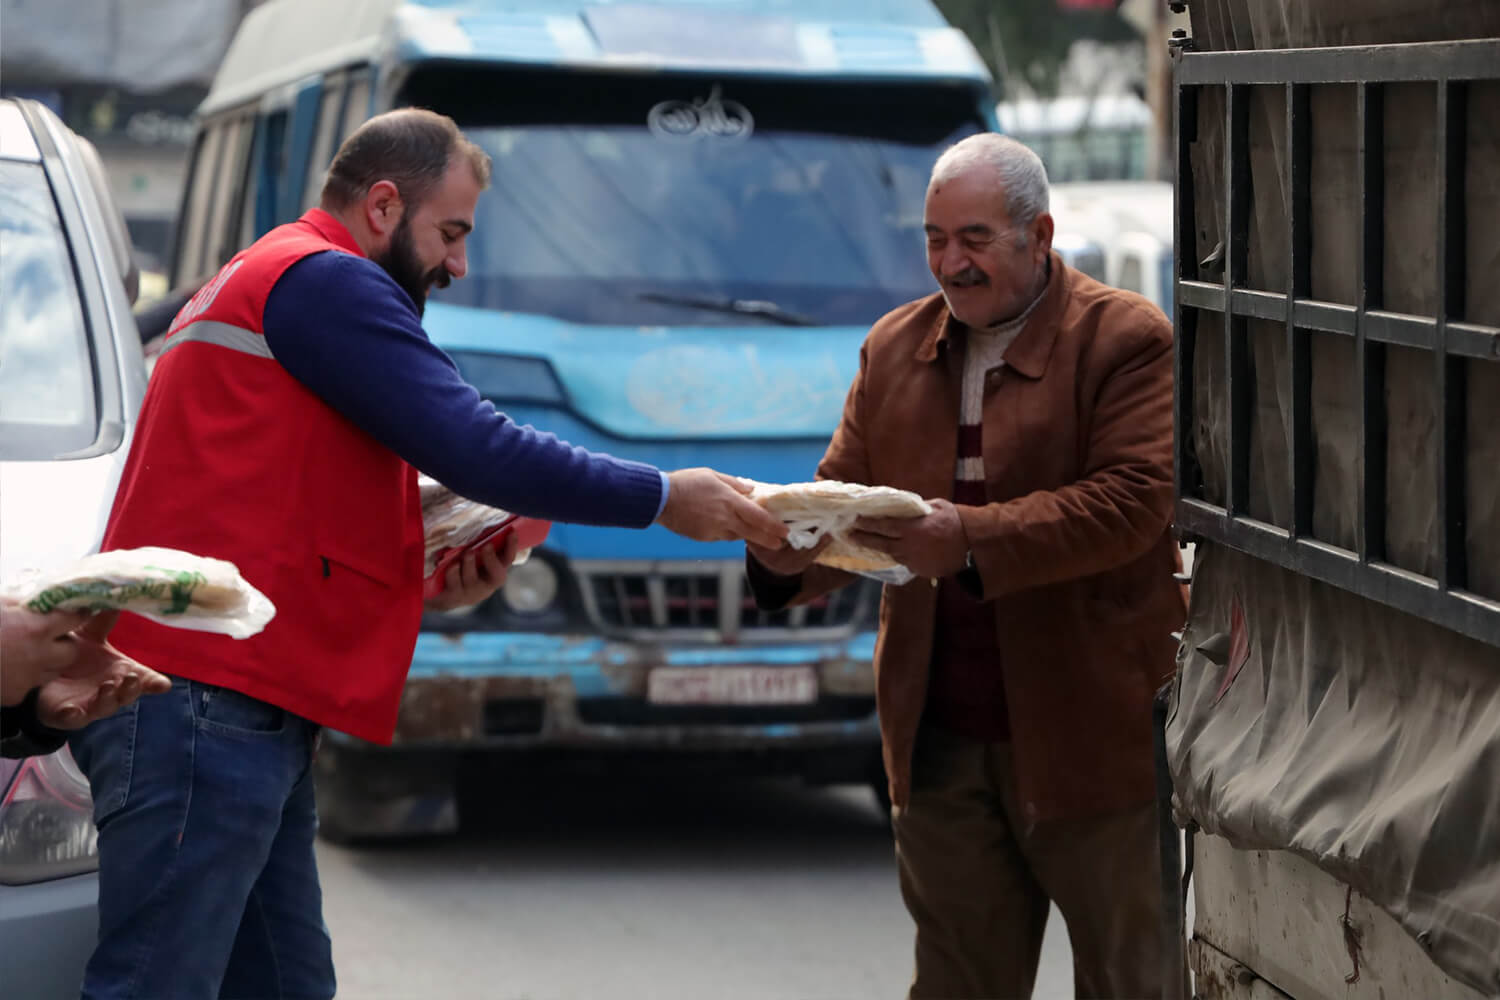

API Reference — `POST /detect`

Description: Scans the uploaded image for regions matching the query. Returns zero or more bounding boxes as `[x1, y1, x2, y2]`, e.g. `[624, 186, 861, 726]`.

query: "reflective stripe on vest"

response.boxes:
[157, 320, 274, 361]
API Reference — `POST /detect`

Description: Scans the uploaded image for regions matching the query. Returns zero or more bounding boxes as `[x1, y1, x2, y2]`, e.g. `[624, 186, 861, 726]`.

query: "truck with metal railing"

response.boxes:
[1160, 3, 1500, 996]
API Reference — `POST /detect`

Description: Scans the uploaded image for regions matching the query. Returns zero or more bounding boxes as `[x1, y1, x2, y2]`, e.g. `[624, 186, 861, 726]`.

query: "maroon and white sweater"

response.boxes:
[926, 292, 1045, 743]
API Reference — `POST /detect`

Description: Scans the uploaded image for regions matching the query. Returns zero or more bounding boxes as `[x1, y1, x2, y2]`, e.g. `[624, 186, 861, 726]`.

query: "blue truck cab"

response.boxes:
[168, 0, 996, 839]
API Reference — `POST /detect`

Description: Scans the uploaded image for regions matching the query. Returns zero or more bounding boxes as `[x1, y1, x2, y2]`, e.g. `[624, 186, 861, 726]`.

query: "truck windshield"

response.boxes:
[0, 160, 98, 460]
[416, 72, 984, 326]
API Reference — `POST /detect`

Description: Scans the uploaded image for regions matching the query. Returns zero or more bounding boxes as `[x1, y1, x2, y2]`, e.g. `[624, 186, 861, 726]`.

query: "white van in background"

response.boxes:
[998, 93, 1152, 182]
[1050, 180, 1173, 315]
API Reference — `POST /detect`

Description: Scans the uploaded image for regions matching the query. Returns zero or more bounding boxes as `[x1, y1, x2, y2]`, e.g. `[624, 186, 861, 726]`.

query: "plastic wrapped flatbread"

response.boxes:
[747, 480, 932, 584]
[9, 547, 276, 639]
[419, 476, 532, 577]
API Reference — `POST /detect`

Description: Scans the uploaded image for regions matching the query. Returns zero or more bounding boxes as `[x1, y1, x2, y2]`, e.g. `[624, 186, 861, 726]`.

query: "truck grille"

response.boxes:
[571, 560, 877, 642]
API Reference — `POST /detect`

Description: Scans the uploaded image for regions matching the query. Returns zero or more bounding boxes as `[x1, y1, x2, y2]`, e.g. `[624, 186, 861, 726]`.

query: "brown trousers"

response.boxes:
[892, 727, 1163, 1000]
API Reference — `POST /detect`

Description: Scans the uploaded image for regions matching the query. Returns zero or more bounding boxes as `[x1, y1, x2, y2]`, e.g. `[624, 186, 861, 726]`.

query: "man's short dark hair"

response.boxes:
[320, 108, 491, 212]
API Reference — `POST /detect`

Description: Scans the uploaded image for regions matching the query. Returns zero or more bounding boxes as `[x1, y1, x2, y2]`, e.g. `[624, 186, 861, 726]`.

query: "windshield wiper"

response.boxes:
[636, 291, 816, 327]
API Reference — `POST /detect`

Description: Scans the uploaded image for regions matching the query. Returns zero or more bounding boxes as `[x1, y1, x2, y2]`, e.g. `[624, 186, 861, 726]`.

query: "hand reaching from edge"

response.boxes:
[658, 469, 789, 550]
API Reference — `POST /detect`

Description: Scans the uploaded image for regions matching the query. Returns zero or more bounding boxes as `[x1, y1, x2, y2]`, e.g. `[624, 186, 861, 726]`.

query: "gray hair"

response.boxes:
[929, 133, 1050, 230]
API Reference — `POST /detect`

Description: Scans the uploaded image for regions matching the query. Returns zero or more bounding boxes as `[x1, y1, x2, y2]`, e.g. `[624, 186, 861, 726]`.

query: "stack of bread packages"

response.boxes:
[747, 480, 931, 585]
[10, 547, 276, 638]
[419, 475, 532, 578]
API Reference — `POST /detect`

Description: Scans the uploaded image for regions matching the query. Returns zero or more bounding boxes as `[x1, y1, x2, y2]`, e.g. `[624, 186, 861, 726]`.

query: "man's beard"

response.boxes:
[374, 215, 450, 316]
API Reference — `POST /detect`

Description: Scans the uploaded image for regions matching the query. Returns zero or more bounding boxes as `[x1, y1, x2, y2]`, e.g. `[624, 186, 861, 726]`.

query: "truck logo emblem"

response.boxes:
[647, 85, 753, 141]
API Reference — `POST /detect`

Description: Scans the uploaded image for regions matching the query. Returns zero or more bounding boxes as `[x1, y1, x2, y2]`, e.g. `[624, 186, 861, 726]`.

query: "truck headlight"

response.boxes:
[502, 557, 559, 616]
[0, 748, 99, 885]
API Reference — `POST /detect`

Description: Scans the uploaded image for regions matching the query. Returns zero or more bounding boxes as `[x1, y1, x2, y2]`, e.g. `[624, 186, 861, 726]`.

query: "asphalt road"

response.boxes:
[317, 774, 1074, 1000]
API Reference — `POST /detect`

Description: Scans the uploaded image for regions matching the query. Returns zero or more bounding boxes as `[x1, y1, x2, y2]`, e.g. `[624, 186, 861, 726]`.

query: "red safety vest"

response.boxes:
[102, 210, 424, 744]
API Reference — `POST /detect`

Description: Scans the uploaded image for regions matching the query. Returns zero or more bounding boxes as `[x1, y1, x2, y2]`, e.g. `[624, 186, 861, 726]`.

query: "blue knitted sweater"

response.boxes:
[262, 250, 668, 527]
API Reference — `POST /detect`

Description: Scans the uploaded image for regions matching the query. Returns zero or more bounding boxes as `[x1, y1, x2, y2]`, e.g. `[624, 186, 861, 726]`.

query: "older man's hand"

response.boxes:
[746, 534, 833, 580]
[424, 532, 521, 613]
[847, 498, 970, 580]
[27, 610, 173, 730]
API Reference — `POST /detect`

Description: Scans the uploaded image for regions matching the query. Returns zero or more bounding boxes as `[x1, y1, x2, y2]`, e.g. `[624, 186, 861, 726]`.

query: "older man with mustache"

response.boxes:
[748, 133, 1185, 999]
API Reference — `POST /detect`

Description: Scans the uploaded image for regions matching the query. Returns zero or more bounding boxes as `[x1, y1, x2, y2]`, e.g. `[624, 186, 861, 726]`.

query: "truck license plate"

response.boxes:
[646, 666, 818, 705]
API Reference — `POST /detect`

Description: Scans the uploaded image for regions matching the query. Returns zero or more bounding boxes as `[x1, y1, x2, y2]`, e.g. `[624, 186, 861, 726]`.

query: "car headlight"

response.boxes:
[0, 748, 98, 885]
[501, 556, 559, 616]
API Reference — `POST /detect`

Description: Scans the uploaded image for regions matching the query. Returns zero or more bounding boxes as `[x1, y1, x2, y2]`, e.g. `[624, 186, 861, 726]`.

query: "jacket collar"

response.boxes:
[298, 208, 367, 258]
[913, 251, 1070, 379]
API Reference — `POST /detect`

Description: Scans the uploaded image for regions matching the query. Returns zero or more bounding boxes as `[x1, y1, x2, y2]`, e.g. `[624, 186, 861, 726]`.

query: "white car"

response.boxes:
[0, 97, 146, 998]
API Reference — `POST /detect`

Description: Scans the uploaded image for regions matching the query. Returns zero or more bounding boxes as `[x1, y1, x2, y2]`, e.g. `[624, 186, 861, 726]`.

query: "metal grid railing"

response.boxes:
[1172, 38, 1500, 647]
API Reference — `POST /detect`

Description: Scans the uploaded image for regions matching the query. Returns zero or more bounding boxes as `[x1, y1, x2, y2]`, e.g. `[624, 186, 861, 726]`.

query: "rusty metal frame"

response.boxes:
[1172, 37, 1500, 649]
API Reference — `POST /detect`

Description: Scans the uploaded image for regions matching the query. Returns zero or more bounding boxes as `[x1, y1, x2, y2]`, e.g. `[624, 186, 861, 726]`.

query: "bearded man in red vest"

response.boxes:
[68, 108, 787, 1000]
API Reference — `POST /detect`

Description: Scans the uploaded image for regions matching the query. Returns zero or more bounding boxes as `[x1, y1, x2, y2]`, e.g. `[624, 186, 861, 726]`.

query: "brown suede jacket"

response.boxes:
[750, 254, 1186, 824]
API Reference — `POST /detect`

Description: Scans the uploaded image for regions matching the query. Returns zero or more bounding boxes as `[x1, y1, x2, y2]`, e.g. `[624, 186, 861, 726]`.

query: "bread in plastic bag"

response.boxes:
[747, 480, 932, 585]
[419, 476, 532, 577]
[8, 547, 276, 639]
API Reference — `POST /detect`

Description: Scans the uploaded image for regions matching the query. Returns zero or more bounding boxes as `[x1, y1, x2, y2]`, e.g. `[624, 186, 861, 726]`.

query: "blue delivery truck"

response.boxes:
[167, 0, 997, 839]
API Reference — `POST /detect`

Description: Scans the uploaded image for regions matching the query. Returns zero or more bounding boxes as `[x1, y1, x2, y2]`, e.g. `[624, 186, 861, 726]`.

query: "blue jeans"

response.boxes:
[69, 678, 335, 1000]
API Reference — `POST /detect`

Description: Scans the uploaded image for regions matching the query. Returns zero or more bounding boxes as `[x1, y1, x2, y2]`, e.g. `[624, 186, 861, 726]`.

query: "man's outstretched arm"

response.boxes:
[263, 252, 784, 548]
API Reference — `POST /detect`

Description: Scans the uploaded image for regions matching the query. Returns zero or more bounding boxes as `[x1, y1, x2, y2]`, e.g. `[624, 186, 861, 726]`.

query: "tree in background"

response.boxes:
[934, 0, 1139, 98]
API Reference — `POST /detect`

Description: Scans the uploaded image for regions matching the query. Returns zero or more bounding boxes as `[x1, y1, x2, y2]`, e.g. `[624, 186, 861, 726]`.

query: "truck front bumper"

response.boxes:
[312, 632, 883, 840]
[372, 631, 881, 750]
